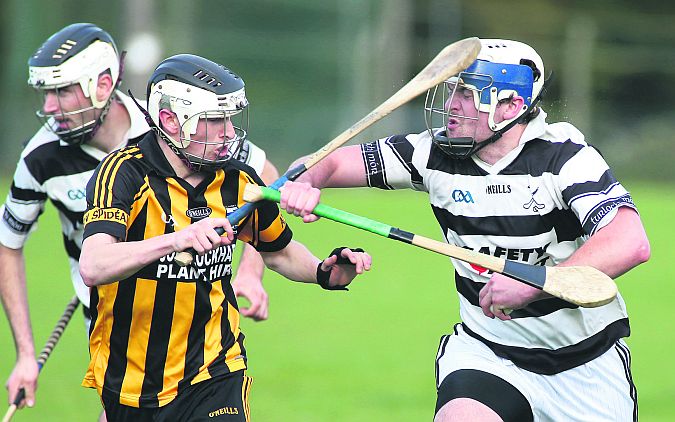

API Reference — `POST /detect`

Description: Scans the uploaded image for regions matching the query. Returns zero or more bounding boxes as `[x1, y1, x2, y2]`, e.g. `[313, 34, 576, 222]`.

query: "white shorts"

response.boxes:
[435, 324, 637, 421]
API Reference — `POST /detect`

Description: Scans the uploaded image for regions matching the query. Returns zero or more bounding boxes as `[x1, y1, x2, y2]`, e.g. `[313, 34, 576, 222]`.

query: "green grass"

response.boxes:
[0, 182, 672, 421]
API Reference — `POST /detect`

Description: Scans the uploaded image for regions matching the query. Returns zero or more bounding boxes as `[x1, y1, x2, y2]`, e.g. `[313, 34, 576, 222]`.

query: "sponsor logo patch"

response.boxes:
[463, 243, 551, 275]
[584, 193, 635, 234]
[209, 406, 239, 417]
[186, 206, 212, 220]
[83, 207, 128, 226]
[485, 184, 511, 194]
[2, 208, 33, 234]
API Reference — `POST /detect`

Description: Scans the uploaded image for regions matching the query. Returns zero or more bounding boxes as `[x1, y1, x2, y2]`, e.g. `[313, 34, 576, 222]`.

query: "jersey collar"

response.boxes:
[138, 132, 179, 177]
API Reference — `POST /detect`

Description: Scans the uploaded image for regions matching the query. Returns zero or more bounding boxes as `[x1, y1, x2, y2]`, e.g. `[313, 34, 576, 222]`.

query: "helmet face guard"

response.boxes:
[32, 83, 107, 145]
[424, 39, 544, 159]
[28, 25, 120, 145]
[175, 110, 248, 172]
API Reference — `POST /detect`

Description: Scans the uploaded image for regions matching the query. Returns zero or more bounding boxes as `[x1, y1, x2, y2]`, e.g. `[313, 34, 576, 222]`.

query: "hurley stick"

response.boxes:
[2, 295, 80, 422]
[175, 37, 482, 266]
[243, 185, 618, 308]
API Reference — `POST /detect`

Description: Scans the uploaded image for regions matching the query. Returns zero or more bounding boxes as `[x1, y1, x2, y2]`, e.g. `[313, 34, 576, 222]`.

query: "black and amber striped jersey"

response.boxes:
[81, 133, 292, 408]
[360, 111, 636, 375]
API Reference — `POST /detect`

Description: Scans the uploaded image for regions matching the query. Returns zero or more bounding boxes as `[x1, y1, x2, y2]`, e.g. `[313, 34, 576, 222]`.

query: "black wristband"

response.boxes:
[315, 247, 365, 291]
[316, 262, 346, 290]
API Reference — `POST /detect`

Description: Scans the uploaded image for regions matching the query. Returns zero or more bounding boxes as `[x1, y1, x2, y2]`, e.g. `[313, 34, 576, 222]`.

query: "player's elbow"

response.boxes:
[79, 253, 104, 287]
[259, 250, 283, 274]
[631, 237, 651, 267]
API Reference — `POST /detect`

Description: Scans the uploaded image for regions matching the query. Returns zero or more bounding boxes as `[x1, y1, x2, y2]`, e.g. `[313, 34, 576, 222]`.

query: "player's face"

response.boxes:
[443, 82, 495, 144]
[39, 83, 98, 132]
[184, 116, 237, 161]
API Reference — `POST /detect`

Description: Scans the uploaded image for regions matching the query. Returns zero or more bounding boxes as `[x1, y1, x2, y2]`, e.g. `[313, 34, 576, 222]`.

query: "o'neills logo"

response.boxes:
[209, 406, 239, 417]
[186, 207, 212, 220]
[83, 207, 128, 226]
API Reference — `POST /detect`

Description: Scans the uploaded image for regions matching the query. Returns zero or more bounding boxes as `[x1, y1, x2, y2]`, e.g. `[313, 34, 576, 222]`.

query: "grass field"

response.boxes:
[0, 182, 673, 421]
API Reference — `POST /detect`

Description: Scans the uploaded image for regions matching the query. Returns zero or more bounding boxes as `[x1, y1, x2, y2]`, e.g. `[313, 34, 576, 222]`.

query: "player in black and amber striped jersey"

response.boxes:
[78, 54, 371, 422]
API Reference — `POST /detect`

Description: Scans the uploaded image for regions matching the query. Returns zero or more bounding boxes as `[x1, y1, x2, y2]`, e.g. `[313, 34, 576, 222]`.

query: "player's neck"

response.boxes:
[87, 100, 131, 154]
[158, 137, 206, 186]
[475, 125, 526, 165]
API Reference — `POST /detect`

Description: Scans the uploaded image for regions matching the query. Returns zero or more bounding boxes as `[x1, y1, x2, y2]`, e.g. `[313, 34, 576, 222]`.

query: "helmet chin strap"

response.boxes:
[437, 73, 553, 160]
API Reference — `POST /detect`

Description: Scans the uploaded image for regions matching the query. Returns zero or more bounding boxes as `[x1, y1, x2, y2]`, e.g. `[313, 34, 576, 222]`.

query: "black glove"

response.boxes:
[316, 247, 365, 291]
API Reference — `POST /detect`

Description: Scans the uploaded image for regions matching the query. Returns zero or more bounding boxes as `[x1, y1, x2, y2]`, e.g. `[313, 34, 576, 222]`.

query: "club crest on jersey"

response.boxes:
[451, 189, 474, 203]
[523, 186, 545, 212]
[186, 207, 212, 220]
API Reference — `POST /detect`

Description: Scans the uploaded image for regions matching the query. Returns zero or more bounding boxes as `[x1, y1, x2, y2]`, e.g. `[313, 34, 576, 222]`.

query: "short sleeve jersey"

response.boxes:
[80, 133, 291, 408]
[360, 111, 636, 375]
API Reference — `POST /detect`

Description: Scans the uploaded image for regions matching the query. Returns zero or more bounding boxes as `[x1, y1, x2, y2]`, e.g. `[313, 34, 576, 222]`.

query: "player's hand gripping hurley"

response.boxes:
[2, 296, 80, 422]
[174, 37, 482, 266]
[244, 185, 618, 308]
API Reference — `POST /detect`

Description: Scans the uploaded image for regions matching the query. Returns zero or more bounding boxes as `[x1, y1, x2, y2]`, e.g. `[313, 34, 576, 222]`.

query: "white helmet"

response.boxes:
[425, 39, 546, 158]
[146, 54, 249, 172]
[27, 23, 120, 145]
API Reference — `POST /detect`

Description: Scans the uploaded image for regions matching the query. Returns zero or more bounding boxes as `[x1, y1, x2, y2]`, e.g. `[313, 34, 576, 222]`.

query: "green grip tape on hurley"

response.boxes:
[258, 187, 393, 237]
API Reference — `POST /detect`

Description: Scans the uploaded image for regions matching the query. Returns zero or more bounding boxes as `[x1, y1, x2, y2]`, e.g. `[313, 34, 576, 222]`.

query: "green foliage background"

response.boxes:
[0, 1, 674, 420]
[0, 184, 672, 421]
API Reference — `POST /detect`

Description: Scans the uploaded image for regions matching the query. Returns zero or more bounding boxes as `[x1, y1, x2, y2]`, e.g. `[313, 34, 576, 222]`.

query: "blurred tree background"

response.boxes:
[1, 0, 673, 179]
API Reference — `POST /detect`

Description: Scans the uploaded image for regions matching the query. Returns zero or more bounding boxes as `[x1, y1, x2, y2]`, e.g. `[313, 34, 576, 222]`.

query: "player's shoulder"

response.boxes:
[373, 130, 433, 153]
[540, 121, 588, 147]
[19, 126, 61, 160]
[18, 128, 96, 182]
[96, 143, 146, 178]
[521, 119, 602, 175]
[88, 143, 148, 198]
[116, 90, 151, 139]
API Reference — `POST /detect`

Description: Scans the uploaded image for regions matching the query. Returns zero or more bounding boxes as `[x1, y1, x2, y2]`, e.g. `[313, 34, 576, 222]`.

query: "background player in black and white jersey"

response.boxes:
[0, 23, 280, 416]
[230, 141, 280, 323]
[0, 23, 147, 420]
[279, 38, 650, 421]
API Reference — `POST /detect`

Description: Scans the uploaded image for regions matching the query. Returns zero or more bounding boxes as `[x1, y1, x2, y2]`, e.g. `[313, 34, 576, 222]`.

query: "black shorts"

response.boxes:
[102, 371, 252, 422]
[435, 369, 532, 422]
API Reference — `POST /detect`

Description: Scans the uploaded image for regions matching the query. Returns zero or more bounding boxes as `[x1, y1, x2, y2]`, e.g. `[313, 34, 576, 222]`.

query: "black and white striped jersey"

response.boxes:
[0, 92, 150, 307]
[0, 91, 269, 309]
[360, 111, 636, 374]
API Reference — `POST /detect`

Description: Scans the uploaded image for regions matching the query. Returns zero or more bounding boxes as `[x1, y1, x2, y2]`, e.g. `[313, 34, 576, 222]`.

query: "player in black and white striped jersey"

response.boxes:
[0, 24, 147, 419]
[0, 23, 277, 416]
[280, 38, 650, 421]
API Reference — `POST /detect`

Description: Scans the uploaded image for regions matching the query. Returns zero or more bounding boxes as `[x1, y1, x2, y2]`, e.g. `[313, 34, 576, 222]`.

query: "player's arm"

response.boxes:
[481, 207, 650, 321]
[259, 240, 371, 288]
[80, 217, 235, 286]
[281, 145, 367, 222]
[0, 156, 50, 408]
[290, 145, 368, 188]
[0, 244, 38, 408]
[556, 207, 650, 276]
[233, 159, 279, 321]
